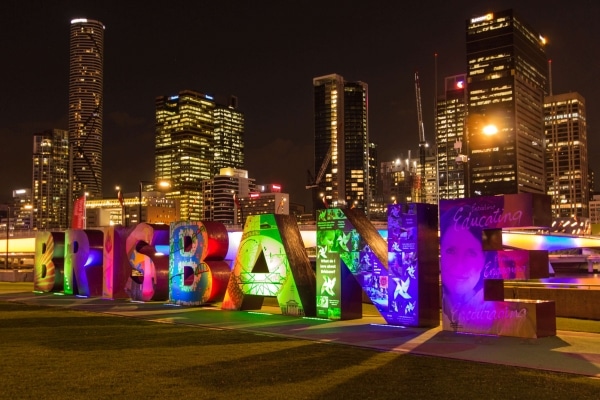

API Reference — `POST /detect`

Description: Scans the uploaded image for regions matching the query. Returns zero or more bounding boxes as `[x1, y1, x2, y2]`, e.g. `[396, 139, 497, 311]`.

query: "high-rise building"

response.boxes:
[466, 10, 547, 196]
[422, 150, 438, 204]
[32, 129, 70, 229]
[202, 168, 255, 225]
[545, 92, 589, 218]
[436, 74, 468, 200]
[11, 189, 33, 231]
[589, 194, 600, 227]
[155, 90, 216, 221]
[69, 18, 104, 199]
[313, 74, 369, 212]
[212, 96, 245, 175]
[379, 156, 419, 205]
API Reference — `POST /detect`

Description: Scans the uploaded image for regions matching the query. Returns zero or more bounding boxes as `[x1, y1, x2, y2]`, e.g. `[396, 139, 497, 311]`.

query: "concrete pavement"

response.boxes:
[1, 282, 600, 378]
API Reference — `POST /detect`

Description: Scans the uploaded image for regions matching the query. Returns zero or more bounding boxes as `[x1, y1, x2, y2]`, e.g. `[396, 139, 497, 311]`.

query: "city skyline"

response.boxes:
[2, 1, 600, 208]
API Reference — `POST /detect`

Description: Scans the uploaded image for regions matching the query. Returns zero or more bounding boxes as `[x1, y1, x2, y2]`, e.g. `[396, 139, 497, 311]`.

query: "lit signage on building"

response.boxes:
[470, 13, 493, 24]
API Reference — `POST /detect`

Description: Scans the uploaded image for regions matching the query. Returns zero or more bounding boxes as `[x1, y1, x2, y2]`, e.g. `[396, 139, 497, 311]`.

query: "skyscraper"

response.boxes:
[155, 90, 216, 221]
[212, 96, 245, 175]
[436, 74, 468, 200]
[466, 10, 547, 196]
[32, 129, 70, 229]
[69, 18, 104, 199]
[545, 92, 589, 218]
[313, 74, 369, 211]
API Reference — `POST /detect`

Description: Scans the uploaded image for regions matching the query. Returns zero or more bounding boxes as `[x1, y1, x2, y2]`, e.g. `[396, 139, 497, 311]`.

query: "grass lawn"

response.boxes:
[1, 301, 600, 400]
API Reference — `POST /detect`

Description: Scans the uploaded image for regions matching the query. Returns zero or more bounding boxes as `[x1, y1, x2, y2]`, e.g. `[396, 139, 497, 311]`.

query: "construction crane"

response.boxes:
[414, 70, 428, 202]
[306, 146, 332, 189]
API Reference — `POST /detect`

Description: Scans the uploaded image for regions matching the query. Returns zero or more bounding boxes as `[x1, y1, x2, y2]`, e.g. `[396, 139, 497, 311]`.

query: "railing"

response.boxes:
[503, 280, 600, 290]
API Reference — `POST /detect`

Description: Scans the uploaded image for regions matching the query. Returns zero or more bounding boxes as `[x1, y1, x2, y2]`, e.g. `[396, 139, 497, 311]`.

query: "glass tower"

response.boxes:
[155, 90, 216, 221]
[69, 18, 104, 199]
[313, 74, 369, 211]
[212, 96, 245, 175]
[436, 74, 468, 200]
[32, 129, 70, 229]
[545, 92, 589, 218]
[466, 10, 547, 196]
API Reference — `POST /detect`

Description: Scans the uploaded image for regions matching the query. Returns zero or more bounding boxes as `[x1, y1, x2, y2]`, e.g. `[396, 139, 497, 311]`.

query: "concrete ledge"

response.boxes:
[0, 269, 34, 283]
[505, 287, 600, 320]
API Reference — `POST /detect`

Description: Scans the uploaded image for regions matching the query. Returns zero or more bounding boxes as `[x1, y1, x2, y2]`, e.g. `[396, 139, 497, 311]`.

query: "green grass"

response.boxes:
[1, 301, 599, 400]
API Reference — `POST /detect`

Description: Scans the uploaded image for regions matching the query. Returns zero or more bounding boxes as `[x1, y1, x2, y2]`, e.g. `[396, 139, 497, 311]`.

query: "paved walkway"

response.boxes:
[2, 282, 600, 378]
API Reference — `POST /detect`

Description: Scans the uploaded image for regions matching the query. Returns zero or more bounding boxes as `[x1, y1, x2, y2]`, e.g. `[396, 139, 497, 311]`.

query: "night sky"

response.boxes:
[2, 0, 599, 208]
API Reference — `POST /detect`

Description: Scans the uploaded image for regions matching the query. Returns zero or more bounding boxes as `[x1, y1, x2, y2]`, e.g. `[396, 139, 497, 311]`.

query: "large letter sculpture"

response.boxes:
[222, 214, 316, 317]
[169, 221, 231, 305]
[315, 208, 375, 320]
[102, 226, 132, 300]
[33, 231, 65, 293]
[64, 229, 104, 296]
[315, 206, 439, 326]
[439, 194, 556, 338]
[386, 203, 439, 327]
[126, 223, 170, 302]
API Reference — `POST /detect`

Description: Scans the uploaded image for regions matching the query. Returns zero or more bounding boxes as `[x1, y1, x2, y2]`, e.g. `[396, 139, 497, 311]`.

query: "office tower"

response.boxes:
[202, 168, 255, 224]
[379, 156, 419, 205]
[589, 194, 600, 225]
[423, 150, 438, 204]
[545, 92, 589, 218]
[212, 96, 245, 175]
[466, 10, 547, 196]
[32, 129, 70, 229]
[11, 189, 33, 231]
[436, 74, 468, 200]
[155, 90, 216, 221]
[313, 74, 369, 211]
[69, 18, 104, 199]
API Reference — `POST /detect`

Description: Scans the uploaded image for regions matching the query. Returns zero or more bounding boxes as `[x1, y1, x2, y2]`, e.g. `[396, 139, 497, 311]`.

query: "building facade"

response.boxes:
[202, 168, 255, 225]
[155, 90, 216, 221]
[32, 129, 70, 230]
[379, 157, 419, 205]
[155, 91, 245, 221]
[545, 92, 589, 218]
[11, 189, 33, 231]
[466, 10, 547, 196]
[589, 194, 600, 228]
[436, 74, 468, 200]
[212, 96, 245, 175]
[239, 188, 290, 222]
[85, 192, 177, 228]
[69, 18, 104, 199]
[313, 74, 369, 212]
